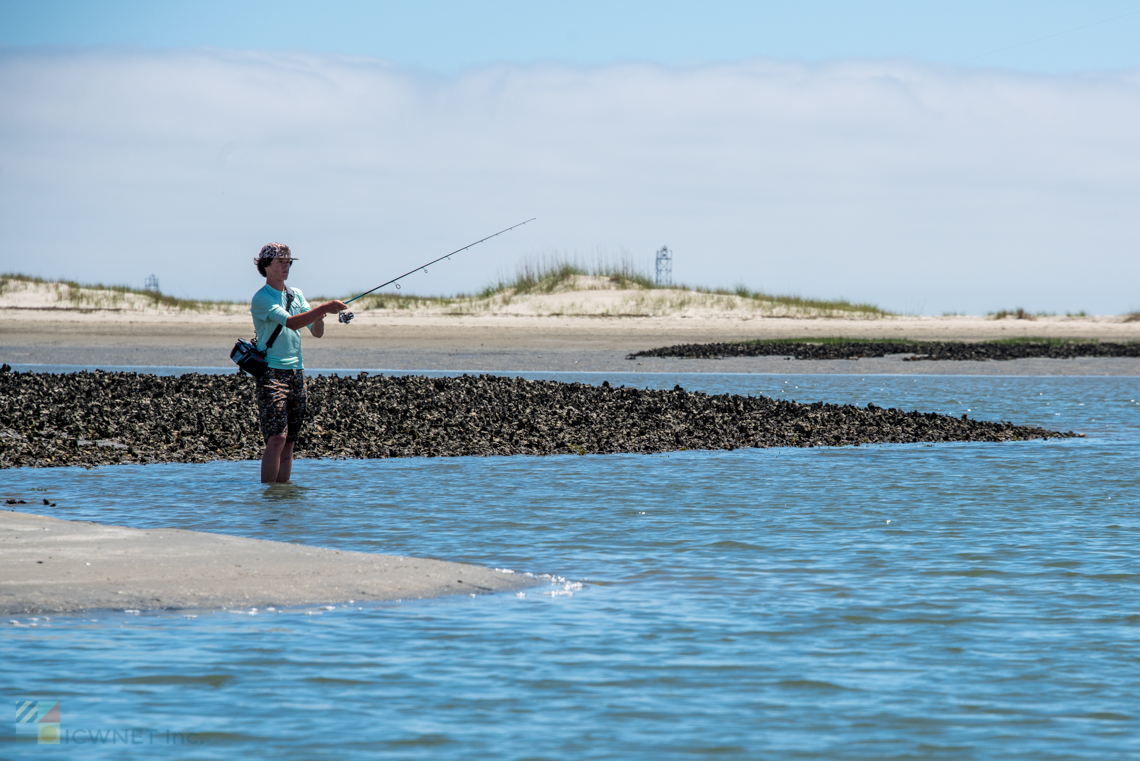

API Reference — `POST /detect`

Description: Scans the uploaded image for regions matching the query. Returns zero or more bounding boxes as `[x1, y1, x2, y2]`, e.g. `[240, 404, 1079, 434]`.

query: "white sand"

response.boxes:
[4, 276, 1139, 373]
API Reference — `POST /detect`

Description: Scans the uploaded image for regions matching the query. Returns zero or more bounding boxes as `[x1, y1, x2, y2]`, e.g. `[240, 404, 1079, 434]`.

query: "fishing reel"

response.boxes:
[338, 311, 354, 324]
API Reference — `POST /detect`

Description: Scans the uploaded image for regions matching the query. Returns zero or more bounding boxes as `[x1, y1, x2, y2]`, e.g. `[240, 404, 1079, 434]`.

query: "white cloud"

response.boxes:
[1, 48, 1138, 313]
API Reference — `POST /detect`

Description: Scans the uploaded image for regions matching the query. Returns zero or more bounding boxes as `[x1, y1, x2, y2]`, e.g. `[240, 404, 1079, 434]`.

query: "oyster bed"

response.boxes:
[629, 340, 1140, 361]
[0, 370, 1075, 468]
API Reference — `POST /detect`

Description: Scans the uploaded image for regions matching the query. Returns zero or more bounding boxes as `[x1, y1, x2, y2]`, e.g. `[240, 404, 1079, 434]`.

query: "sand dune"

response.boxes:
[3, 275, 1139, 374]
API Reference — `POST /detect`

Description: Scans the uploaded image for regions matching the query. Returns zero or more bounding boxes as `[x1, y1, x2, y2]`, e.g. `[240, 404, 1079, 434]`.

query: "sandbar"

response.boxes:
[0, 510, 537, 615]
[4, 311, 1140, 375]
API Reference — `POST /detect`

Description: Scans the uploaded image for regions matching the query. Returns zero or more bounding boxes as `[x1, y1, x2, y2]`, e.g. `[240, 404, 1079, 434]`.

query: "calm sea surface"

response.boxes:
[2, 370, 1139, 759]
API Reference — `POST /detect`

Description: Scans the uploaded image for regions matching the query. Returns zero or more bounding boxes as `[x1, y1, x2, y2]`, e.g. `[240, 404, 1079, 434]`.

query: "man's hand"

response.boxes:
[286, 300, 350, 332]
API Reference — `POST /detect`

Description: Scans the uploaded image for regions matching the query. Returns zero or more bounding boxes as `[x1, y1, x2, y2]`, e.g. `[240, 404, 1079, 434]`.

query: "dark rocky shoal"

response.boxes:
[629, 340, 1140, 362]
[0, 370, 1075, 469]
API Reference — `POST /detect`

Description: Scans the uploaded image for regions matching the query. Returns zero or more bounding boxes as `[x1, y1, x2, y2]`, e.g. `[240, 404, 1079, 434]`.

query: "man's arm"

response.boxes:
[285, 300, 348, 332]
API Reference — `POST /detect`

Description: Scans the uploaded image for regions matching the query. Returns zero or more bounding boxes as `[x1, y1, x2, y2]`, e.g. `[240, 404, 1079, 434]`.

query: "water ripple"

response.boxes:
[2, 374, 1139, 759]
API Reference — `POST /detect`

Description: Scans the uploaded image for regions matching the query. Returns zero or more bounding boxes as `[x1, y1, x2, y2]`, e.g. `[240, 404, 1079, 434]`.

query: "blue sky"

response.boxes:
[2, 2, 1139, 313]
[5, 1, 1140, 73]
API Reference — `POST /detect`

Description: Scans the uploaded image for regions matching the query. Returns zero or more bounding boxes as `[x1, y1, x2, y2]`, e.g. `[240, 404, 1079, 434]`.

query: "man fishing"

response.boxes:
[251, 243, 348, 483]
[245, 220, 533, 482]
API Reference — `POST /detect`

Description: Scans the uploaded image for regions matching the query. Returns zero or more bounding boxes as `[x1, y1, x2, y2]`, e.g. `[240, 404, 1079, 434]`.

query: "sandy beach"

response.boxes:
[0, 510, 536, 615]
[5, 274, 1139, 373]
[4, 307, 1140, 375]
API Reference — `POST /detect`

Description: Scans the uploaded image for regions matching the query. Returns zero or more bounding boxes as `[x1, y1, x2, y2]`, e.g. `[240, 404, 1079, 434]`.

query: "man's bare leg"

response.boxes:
[275, 440, 295, 483]
[261, 434, 288, 483]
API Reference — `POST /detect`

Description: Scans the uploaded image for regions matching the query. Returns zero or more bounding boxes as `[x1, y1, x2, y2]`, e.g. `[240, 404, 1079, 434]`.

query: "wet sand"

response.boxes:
[0, 510, 537, 615]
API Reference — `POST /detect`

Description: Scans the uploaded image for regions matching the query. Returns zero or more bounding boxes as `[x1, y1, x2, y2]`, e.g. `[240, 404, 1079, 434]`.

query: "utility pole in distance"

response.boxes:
[655, 246, 672, 287]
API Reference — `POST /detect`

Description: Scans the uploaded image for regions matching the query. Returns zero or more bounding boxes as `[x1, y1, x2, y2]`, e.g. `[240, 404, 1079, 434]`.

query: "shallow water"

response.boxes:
[2, 372, 1139, 759]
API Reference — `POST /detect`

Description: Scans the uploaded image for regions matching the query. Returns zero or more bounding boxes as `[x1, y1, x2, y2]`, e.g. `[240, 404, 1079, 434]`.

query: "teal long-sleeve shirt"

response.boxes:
[250, 284, 313, 370]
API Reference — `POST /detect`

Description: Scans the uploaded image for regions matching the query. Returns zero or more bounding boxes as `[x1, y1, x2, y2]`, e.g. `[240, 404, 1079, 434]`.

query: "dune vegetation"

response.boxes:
[2, 258, 1126, 322]
[0, 273, 242, 313]
[343, 254, 891, 319]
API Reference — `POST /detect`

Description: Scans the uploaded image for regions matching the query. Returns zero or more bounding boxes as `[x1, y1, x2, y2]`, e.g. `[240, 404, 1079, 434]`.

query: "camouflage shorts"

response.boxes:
[255, 368, 307, 442]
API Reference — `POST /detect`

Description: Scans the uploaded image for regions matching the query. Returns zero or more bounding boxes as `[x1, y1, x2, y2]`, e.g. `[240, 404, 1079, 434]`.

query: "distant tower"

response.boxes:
[144, 274, 160, 292]
[655, 246, 672, 287]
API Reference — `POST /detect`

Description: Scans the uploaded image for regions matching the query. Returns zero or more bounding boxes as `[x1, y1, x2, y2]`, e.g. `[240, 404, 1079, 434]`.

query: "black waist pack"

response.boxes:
[232, 289, 292, 378]
[231, 338, 271, 378]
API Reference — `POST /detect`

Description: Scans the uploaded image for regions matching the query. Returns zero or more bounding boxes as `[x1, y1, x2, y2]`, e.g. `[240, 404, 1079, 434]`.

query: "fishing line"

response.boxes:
[338, 217, 536, 323]
[961, 8, 1140, 63]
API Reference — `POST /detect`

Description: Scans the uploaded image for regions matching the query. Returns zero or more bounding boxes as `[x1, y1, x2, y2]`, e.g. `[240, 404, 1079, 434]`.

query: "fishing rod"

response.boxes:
[337, 218, 536, 324]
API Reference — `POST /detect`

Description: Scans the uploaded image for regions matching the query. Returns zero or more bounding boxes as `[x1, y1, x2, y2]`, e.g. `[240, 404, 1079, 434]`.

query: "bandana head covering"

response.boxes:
[255, 242, 297, 265]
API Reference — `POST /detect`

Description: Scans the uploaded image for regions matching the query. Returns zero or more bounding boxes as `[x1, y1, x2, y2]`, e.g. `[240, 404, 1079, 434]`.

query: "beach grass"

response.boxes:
[18, 269, 1132, 324]
[713, 286, 888, 316]
[344, 291, 458, 311]
[0, 261, 889, 318]
[472, 253, 890, 316]
[476, 252, 657, 297]
[0, 272, 238, 311]
[988, 307, 1036, 320]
